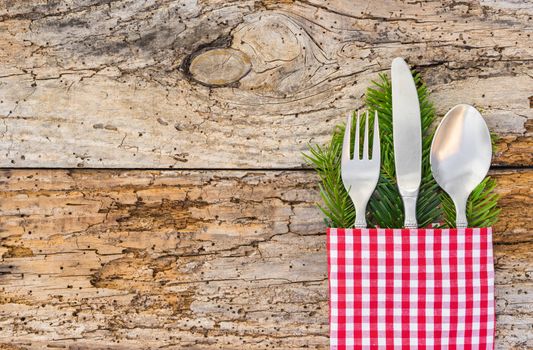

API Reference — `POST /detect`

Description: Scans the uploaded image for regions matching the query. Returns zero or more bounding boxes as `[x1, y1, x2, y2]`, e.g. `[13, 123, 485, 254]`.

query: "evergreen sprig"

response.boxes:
[304, 73, 500, 228]
[441, 177, 500, 228]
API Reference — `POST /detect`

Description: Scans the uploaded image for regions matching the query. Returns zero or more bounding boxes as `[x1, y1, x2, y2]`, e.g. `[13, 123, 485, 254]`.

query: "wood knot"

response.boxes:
[187, 48, 251, 87]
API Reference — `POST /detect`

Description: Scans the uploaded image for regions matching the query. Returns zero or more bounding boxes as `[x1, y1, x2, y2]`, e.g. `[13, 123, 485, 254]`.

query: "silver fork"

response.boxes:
[341, 110, 381, 228]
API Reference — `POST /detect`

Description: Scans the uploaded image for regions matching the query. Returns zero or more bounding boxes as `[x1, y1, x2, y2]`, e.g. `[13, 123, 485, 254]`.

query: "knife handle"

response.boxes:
[402, 194, 418, 229]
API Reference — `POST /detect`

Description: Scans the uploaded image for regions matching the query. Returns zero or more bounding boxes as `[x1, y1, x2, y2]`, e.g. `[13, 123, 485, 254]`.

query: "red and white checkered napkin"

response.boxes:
[327, 228, 495, 350]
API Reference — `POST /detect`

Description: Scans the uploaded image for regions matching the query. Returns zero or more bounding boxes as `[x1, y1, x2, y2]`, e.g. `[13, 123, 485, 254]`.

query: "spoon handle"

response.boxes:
[454, 196, 468, 229]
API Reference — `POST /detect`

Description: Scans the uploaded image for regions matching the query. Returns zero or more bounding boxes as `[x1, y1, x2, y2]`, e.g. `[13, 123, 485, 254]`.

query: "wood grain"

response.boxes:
[0, 0, 531, 168]
[0, 169, 531, 349]
[0, 1, 531, 349]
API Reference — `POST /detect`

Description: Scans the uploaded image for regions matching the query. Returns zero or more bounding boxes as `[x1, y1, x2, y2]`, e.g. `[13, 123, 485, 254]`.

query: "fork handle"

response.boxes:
[402, 194, 418, 229]
[354, 201, 368, 228]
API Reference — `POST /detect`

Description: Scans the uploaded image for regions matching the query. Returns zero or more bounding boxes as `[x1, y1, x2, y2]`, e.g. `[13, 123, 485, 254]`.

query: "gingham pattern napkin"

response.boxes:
[327, 228, 495, 350]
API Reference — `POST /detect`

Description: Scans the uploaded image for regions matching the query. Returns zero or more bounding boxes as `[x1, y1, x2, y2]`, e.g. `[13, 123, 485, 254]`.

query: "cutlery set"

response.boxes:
[341, 57, 492, 228]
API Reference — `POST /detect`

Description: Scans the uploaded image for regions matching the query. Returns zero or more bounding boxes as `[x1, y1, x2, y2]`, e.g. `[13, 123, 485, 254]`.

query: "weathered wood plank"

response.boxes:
[0, 169, 531, 349]
[0, 0, 531, 168]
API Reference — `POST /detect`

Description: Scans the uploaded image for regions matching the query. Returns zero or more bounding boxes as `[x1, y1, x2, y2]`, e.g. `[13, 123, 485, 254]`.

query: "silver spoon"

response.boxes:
[430, 104, 492, 228]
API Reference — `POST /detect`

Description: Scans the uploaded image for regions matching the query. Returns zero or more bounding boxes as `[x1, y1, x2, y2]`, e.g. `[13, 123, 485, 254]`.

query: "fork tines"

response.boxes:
[341, 110, 381, 228]
[342, 110, 380, 162]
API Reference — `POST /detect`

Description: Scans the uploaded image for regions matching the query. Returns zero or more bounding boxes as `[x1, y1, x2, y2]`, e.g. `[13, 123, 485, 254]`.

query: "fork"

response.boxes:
[341, 110, 381, 228]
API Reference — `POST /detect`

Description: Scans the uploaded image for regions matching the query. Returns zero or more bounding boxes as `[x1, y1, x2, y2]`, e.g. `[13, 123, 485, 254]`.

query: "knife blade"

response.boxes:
[391, 57, 422, 228]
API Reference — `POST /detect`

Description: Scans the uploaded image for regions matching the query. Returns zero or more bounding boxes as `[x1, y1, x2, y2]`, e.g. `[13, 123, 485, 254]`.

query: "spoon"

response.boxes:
[430, 104, 492, 228]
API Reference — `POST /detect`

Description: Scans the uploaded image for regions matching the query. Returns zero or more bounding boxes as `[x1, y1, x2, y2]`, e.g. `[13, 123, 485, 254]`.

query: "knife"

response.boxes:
[391, 57, 422, 229]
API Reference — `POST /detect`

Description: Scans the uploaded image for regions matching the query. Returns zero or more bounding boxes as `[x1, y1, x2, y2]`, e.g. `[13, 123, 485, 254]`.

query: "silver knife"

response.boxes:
[391, 57, 422, 228]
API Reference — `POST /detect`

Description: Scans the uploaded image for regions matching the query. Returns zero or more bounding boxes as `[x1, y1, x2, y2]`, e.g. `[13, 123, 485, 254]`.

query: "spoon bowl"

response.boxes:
[430, 104, 492, 228]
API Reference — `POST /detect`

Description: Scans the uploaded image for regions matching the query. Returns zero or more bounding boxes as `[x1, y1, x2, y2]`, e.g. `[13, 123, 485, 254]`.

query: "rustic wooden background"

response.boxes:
[0, 1, 531, 349]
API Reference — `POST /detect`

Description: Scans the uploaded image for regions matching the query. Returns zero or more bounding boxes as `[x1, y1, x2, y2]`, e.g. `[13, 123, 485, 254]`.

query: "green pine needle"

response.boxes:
[304, 73, 500, 228]
[441, 177, 500, 228]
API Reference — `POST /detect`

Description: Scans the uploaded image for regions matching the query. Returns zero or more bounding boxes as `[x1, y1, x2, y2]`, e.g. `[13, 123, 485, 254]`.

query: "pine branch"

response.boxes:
[365, 73, 442, 228]
[441, 176, 500, 228]
[303, 135, 354, 228]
